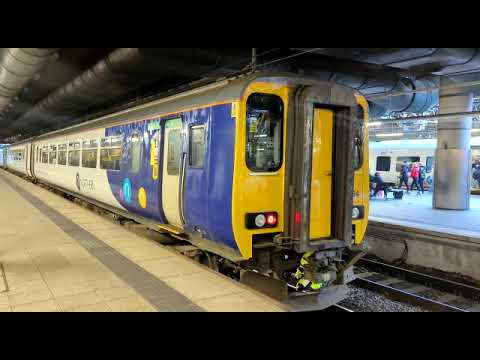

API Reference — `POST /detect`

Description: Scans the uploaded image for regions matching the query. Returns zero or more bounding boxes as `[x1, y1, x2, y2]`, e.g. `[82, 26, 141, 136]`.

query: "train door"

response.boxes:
[25, 145, 29, 175]
[309, 108, 333, 239]
[286, 85, 355, 253]
[161, 118, 183, 228]
[30, 143, 36, 178]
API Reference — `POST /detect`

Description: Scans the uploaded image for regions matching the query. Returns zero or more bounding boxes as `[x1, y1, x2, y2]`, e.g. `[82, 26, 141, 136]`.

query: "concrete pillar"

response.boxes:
[433, 77, 473, 210]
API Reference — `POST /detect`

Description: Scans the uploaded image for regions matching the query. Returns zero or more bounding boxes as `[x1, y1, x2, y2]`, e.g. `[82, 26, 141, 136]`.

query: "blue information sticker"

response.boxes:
[123, 178, 132, 203]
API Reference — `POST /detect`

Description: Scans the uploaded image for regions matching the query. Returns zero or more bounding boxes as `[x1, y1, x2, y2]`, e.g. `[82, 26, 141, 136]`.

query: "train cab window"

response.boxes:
[82, 139, 98, 168]
[68, 142, 81, 167]
[376, 156, 391, 171]
[100, 136, 122, 171]
[246, 93, 284, 172]
[395, 156, 420, 172]
[189, 126, 206, 168]
[58, 144, 67, 165]
[129, 133, 142, 174]
[49, 145, 57, 165]
[41, 146, 49, 163]
[354, 105, 365, 171]
[426, 156, 434, 173]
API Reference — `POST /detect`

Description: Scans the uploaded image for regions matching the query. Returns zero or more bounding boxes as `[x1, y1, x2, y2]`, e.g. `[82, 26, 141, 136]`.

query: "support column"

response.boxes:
[433, 77, 473, 210]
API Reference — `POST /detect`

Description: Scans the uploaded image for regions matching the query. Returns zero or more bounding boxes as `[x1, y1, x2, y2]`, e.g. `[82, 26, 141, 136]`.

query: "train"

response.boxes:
[0, 73, 370, 306]
[369, 138, 480, 187]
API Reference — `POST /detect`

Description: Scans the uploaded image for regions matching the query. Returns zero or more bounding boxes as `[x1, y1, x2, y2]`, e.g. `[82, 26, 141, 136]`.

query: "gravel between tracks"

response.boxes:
[339, 285, 429, 312]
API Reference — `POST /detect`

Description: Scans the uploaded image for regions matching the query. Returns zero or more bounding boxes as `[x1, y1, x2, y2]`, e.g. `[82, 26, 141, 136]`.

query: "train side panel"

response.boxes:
[33, 128, 127, 211]
[6, 143, 30, 175]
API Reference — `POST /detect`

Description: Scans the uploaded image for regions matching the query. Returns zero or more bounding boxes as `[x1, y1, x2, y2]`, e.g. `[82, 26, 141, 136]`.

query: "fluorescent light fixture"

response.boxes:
[367, 121, 382, 127]
[376, 133, 404, 137]
[472, 129, 480, 133]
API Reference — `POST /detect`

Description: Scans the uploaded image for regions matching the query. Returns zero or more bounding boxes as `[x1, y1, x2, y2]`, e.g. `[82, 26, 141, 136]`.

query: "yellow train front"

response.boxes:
[224, 74, 369, 306]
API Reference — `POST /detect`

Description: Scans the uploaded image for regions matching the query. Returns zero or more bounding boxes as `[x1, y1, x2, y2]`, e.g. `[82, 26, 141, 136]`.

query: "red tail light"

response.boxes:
[266, 213, 277, 226]
[295, 211, 302, 224]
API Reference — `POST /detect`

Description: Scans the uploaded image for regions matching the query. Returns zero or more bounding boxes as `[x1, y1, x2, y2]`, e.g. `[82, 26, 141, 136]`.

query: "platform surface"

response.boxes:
[369, 190, 480, 239]
[0, 169, 287, 312]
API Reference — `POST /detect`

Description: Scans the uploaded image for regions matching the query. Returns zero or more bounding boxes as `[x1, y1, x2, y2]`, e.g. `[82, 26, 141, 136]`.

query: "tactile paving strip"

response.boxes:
[0, 174, 204, 312]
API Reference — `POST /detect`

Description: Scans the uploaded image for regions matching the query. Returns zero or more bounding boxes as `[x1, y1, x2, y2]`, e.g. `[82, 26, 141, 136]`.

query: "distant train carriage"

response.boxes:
[2, 73, 370, 305]
[369, 138, 480, 188]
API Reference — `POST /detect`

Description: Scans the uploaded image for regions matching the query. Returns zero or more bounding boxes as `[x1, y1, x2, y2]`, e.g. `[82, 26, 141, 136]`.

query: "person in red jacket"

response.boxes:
[410, 163, 420, 192]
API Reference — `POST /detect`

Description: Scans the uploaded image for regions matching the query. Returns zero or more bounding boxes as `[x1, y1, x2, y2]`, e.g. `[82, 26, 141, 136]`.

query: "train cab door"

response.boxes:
[161, 118, 184, 228]
[309, 108, 334, 239]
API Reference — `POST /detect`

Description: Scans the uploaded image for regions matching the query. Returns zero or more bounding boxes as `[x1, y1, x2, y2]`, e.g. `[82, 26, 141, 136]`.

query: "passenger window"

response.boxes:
[246, 93, 284, 172]
[376, 156, 391, 171]
[82, 139, 98, 168]
[426, 156, 434, 173]
[354, 105, 365, 171]
[189, 126, 206, 168]
[396, 156, 420, 172]
[100, 136, 123, 171]
[167, 129, 181, 175]
[129, 133, 142, 173]
[68, 142, 81, 167]
[41, 146, 49, 163]
[49, 145, 57, 164]
[58, 144, 67, 165]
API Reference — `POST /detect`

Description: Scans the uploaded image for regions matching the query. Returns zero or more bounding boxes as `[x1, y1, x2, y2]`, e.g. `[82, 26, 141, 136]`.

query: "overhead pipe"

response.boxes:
[12, 48, 252, 132]
[0, 48, 57, 114]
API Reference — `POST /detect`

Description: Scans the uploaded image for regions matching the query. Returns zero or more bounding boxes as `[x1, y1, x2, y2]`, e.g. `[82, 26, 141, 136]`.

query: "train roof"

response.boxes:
[370, 138, 480, 150]
[11, 72, 361, 145]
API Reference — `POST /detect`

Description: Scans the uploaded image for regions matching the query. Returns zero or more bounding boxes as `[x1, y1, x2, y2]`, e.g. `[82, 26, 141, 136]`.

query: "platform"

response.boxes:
[367, 191, 480, 282]
[370, 191, 480, 239]
[0, 169, 288, 312]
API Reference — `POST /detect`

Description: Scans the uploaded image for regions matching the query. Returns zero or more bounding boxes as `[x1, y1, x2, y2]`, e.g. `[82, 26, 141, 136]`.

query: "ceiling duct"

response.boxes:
[0, 48, 57, 115]
[11, 48, 251, 133]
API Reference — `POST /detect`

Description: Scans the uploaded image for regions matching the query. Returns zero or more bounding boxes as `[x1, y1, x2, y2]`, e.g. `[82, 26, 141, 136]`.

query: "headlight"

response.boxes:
[352, 207, 360, 219]
[352, 206, 364, 220]
[245, 212, 279, 229]
[255, 214, 266, 227]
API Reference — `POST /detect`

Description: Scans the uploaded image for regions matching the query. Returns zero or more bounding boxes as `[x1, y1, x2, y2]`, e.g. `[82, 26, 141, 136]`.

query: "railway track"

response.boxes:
[353, 258, 480, 312]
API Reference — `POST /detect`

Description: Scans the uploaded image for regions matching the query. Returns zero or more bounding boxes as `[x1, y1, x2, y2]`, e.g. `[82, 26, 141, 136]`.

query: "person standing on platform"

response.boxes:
[418, 162, 426, 194]
[399, 161, 410, 193]
[473, 165, 480, 189]
[410, 162, 420, 193]
[372, 172, 385, 198]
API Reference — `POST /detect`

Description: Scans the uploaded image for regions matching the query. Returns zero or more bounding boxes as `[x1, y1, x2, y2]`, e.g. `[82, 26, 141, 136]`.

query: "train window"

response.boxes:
[42, 146, 49, 163]
[100, 136, 122, 171]
[68, 142, 81, 167]
[58, 144, 67, 165]
[246, 93, 284, 172]
[376, 156, 391, 171]
[129, 133, 142, 173]
[395, 156, 420, 172]
[354, 105, 365, 171]
[426, 156, 434, 173]
[82, 139, 98, 168]
[167, 129, 181, 175]
[189, 126, 206, 168]
[49, 145, 57, 165]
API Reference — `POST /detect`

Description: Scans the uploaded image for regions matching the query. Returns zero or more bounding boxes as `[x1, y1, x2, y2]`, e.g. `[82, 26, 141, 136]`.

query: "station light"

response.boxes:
[367, 121, 382, 127]
[472, 129, 480, 133]
[376, 133, 404, 137]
